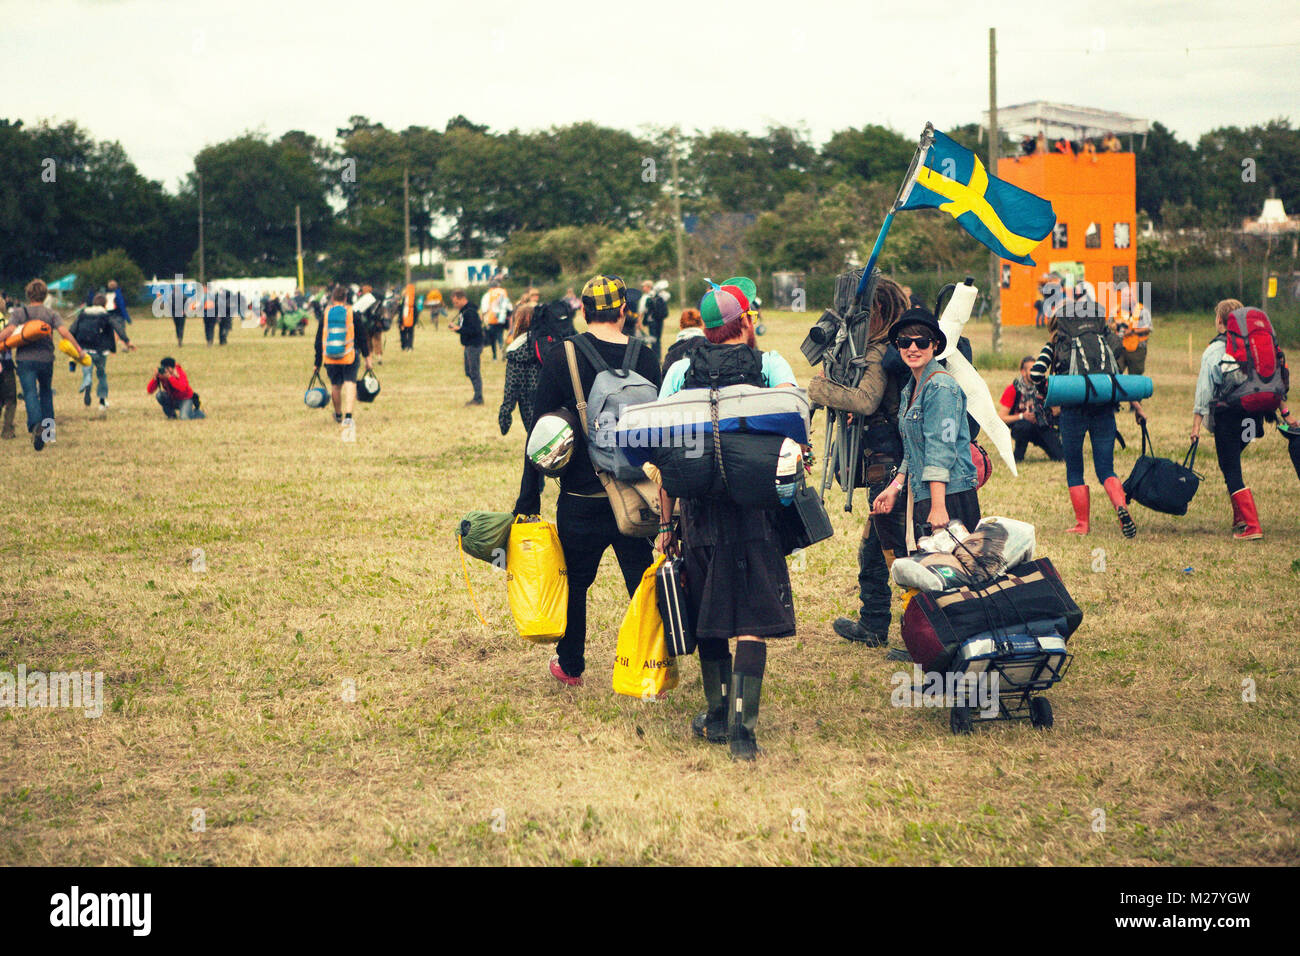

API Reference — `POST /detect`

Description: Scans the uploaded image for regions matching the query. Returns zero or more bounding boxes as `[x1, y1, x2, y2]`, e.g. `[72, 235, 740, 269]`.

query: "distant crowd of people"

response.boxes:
[1020, 130, 1124, 157]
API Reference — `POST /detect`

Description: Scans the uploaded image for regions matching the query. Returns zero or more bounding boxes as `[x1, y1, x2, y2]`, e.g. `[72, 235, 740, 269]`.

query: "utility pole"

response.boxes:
[403, 167, 412, 287]
[988, 26, 1001, 353]
[670, 127, 686, 308]
[197, 172, 205, 287]
[295, 205, 304, 292]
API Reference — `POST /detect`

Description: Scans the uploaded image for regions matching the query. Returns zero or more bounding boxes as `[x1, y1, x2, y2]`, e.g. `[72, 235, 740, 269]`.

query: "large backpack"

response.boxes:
[683, 344, 765, 390]
[529, 301, 577, 365]
[1052, 298, 1119, 377]
[571, 335, 660, 480]
[322, 304, 355, 364]
[1213, 307, 1289, 415]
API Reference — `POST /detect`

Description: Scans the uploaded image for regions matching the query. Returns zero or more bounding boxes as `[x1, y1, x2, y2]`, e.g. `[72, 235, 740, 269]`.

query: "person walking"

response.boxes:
[449, 289, 484, 405]
[499, 303, 540, 435]
[1111, 286, 1151, 376]
[480, 281, 511, 360]
[313, 285, 373, 437]
[70, 293, 136, 412]
[5, 279, 87, 450]
[998, 355, 1063, 462]
[398, 283, 419, 351]
[1190, 299, 1297, 540]
[512, 275, 660, 688]
[659, 281, 798, 760]
[870, 306, 981, 550]
[105, 279, 132, 326]
[1029, 288, 1143, 537]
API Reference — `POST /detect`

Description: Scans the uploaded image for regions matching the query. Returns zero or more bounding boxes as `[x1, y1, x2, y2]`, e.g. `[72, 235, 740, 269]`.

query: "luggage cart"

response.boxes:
[947, 631, 1073, 735]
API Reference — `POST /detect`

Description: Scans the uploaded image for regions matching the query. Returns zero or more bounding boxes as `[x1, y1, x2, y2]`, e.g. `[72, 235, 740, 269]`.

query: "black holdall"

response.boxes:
[1122, 421, 1202, 516]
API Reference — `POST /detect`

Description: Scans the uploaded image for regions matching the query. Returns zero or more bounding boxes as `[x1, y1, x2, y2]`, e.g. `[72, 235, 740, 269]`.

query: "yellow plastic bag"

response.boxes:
[506, 518, 568, 642]
[612, 554, 679, 699]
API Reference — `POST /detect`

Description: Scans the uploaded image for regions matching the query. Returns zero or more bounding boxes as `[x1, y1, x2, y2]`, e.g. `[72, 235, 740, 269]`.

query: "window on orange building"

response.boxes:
[1085, 222, 1102, 249]
[1114, 222, 1131, 249]
[1052, 222, 1069, 249]
[1001, 264, 1011, 288]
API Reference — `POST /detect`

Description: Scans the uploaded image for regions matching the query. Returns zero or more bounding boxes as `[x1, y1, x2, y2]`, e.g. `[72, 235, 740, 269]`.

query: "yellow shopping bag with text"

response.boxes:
[506, 518, 567, 642]
[612, 554, 678, 699]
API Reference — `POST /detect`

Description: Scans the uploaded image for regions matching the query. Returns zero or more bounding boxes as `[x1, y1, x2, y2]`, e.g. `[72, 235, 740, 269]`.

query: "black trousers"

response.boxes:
[1287, 431, 1300, 483]
[1212, 410, 1263, 494]
[555, 492, 653, 677]
[203, 315, 217, 344]
[218, 314, 231, 345]
[860, 481, 905, 635]
[876, 487, 982, 558]
[1010, 419, 1064, 461]
[399, 325, 414, 350]
[172, 316, 186, 345]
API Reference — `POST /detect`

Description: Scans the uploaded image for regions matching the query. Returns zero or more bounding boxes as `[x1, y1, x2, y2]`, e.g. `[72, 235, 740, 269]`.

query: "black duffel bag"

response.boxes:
[1123, 422, 1202, 516]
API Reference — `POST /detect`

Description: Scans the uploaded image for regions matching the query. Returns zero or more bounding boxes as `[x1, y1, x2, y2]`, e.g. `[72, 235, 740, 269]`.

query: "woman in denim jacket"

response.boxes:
[871, 307, 980, 546]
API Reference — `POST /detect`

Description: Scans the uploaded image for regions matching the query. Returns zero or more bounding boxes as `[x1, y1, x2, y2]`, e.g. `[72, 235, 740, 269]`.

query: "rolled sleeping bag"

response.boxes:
[0, 318, 53, 351]
[1044, 374, 1153, 407]
[652, 432, 804, 510]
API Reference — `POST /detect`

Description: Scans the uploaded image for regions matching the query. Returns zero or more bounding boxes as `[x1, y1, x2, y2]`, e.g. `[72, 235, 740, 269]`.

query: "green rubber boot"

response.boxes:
[690, 658, 730, 743]
[728, 672, 763, 761]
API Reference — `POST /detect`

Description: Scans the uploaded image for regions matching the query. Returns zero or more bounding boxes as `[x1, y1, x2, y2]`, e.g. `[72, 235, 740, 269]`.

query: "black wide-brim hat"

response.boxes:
[887, 307, 947, 354]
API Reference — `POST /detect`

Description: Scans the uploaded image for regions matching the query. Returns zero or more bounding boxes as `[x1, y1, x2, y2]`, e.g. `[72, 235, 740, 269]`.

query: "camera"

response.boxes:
[800, 309, 842, 366]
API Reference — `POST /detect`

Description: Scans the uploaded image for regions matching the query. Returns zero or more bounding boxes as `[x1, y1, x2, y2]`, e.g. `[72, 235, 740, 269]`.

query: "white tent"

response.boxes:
[982, 101, 1150, 146]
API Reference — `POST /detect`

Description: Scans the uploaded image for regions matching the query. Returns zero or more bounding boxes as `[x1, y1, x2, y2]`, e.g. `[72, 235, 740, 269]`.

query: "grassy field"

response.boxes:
[2, 308, 1297, 866]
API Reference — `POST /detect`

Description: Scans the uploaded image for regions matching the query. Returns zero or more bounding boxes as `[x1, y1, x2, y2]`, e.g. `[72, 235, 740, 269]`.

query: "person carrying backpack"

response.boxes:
[513, 275, 661, 687]
[70, 292, 136, 412]
[1190, 299, 1295, 540]
[5, 278, 88, 451]
[659, 282, 798, 761]
[499, 303, 540, 435]
[1029, 282, 1143, 538]
[313, 284, 373, 437]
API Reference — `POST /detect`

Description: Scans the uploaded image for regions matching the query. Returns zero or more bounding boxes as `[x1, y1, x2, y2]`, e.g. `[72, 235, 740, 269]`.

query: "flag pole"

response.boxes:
[855, 122, 935, 300]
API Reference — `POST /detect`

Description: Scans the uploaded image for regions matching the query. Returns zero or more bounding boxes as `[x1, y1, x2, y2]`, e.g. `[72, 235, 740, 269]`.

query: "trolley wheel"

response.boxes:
[1029, 696, 1054, 729]
[950, 705, 974, 735]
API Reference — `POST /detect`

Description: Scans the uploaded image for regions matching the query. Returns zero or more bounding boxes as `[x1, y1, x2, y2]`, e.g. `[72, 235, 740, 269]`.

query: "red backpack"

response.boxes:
[1213, 307, 1289, 415]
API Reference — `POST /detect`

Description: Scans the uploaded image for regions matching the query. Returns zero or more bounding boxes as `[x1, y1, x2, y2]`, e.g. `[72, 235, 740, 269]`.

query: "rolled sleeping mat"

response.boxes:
[1044, 374, 1153, 407]
[0, 318, 53, 351]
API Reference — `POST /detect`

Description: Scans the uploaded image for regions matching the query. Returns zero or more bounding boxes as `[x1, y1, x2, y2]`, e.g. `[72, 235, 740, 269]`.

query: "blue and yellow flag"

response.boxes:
[900, 130, 1056, 266]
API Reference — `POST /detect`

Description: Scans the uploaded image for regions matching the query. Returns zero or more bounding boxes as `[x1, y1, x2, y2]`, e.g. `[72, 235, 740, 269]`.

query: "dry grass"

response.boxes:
[1, 311, 1297, 866]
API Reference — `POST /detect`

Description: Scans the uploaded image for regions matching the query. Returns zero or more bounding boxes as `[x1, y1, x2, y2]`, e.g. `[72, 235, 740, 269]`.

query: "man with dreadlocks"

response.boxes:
[808, 276, 911, 652]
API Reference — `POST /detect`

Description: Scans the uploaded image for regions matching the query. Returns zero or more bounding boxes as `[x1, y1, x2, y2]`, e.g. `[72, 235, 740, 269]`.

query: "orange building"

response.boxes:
[996, 150, 1137, 326]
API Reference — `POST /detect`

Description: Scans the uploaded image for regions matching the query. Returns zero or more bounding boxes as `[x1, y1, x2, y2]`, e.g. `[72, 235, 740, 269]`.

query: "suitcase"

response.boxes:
[655, 552, 696, 657]
[1122, 422, 1201, 516]
[901, 558, 1082, 672]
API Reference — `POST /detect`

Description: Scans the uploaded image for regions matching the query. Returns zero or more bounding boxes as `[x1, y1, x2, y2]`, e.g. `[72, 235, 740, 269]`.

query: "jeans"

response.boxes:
[555, 493, 654, 677]
[156, 391, 204, 419]
[1058, 406, 1117, 487]
[81, 352, 110, 400]
[463, 345, 483, 400]
[486, 323, 504, 359]
[16, 359, 54, 433]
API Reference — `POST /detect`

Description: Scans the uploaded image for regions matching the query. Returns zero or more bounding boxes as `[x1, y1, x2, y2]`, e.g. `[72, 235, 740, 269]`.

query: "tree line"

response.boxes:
[1, 114, 1296, 290]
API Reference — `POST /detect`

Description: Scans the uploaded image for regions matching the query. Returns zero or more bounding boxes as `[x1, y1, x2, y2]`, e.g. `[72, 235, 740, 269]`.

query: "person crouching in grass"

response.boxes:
[147, 358, 205, 419]
[659, 282, 799, 761]
[314, 284, 373, 436]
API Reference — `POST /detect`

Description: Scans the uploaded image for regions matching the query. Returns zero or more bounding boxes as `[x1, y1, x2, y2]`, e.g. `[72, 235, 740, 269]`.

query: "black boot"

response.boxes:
[691, 657, 730, 743]
[729, 641, 766, 761]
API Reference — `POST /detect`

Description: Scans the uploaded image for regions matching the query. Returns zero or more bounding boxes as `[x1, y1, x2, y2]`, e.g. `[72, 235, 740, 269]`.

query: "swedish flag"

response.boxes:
[900, 130, 1056, 266]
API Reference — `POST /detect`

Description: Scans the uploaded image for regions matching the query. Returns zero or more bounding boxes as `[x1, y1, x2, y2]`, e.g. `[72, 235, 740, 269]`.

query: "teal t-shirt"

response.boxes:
[660, 350, 797, 398]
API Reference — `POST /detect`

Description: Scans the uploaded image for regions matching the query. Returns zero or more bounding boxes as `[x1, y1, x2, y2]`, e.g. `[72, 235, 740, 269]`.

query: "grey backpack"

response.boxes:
[571, 335, 660, 481]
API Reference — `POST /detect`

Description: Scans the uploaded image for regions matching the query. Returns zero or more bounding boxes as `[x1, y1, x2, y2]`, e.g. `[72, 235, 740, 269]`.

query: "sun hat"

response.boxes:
[887, 306, 947, 354]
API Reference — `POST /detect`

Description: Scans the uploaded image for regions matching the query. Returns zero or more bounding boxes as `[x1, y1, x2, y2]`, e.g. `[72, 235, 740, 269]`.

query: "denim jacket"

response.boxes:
[897, 359, 977, 502]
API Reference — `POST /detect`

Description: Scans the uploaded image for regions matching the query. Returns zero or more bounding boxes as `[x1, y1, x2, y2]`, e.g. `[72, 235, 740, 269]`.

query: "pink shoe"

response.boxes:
[549, 656, 582, 687]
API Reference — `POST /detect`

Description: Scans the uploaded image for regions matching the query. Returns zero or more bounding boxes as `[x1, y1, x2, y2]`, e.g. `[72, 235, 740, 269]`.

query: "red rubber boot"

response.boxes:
[1102, 476, 1137, 538]
[1231, 488, 1263, 540]
[1066, 485, 1090, 534]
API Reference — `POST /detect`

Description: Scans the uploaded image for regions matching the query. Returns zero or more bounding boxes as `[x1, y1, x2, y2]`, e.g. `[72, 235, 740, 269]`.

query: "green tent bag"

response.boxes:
[457, 511, 515, 564]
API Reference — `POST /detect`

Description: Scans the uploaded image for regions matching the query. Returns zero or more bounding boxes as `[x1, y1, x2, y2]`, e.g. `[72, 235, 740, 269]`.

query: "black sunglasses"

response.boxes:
[894, 334, 934, 351]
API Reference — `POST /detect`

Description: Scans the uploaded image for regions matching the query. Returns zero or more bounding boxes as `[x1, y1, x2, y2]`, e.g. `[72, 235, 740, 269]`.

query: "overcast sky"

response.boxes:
[7, 0, 1298, 190]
